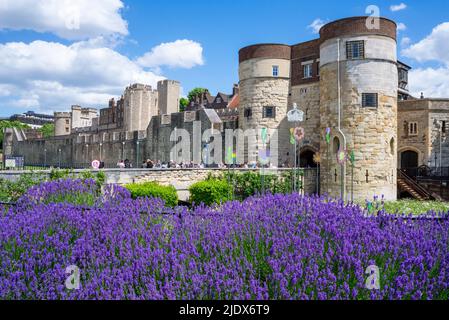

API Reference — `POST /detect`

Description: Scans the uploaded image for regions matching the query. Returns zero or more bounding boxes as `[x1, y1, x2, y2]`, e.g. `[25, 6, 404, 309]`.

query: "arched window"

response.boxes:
[333, 137, 340, 154]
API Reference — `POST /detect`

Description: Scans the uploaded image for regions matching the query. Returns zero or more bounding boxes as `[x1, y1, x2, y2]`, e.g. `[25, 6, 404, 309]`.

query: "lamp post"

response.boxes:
[440, 121, 443, 177]
[136, 140, 140, 168]
[174, 127, 178, 164]
[287, 103, 304, 193]
[58, 148, 62, 168]
[99, 143, 103, 163]
[44, 148, 47, 168]
[122, 141, 125, 160]
[86, 144, 89, 168]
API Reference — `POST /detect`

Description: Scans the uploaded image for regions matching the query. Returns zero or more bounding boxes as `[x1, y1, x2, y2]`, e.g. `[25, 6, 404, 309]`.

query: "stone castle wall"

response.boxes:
[239, 48, 292, 166]
[319, 33, 398, 201]
[289, 82, 321, 157]
[158, 80, 181, 115]
[124, 84, 158, 133]
[398, 99, 449, 168]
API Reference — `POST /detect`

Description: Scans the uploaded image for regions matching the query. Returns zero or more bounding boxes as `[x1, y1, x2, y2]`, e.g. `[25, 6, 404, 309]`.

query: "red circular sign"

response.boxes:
[91, 160, 100, 169]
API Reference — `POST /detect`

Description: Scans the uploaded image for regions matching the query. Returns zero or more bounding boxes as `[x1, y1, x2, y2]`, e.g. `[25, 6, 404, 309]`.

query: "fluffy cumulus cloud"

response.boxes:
[402, 22, 449, 97]
[137, 40, 204, 69]
[402, 22, 449, 63]
[390, 3, 407, 12]
[400, 37, 411, 47]
[307, 19, 325, 34]
[0, 40, 165, 113]
[397, 23, 407, 32]
[0, 1, 206, 114]
[0, 0, 128, 40]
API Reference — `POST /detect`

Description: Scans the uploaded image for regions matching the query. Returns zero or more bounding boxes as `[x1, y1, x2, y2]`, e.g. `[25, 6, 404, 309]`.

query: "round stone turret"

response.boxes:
[319, 17, 398, 200]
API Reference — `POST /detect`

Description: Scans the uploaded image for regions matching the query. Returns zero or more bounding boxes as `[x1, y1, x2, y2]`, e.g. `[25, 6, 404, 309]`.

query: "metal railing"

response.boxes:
[398, 169, 434, 200]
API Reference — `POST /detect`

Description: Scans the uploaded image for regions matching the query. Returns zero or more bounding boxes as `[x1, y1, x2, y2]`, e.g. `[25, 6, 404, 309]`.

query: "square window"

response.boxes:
[346, 41, 365, 60]
[263, 106, 276, 118]
[303, 64, 313, 79]
[272, 65, 279, 77]
[362, 93, 378, 108]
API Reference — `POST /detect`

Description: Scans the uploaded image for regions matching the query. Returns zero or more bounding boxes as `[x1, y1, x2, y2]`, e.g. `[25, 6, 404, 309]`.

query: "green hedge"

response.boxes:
[222, 170, 303, 200]
[125, 182, 178, 207]
[189, 179, 232, 206]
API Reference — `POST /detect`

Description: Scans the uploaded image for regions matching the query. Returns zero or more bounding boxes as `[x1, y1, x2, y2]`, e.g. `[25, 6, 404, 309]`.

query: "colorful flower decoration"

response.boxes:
[261, 128, 268, 144]
[313, 152, 321, 164]
[337, 149, 347, 165]
[349, 150, 356, 166]
[325, 128, 331, 145]
[290, 127, 305, 144]
[258, 149, 270, 165]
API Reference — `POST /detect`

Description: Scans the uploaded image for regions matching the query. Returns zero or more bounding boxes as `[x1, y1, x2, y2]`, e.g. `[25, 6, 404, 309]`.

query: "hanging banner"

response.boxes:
[325, 128, 331, 145]
[261, 127, 268, 144]
[349, 150, 356, 166]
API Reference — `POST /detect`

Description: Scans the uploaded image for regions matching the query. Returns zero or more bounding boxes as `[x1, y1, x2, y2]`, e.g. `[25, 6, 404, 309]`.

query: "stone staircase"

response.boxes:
[397, 170, 442, 201]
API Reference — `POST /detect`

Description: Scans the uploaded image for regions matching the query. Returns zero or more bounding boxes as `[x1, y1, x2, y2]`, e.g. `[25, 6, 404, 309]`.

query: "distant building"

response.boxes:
[54, 106, 98, 136]
[9, 111, 54, 128]
[186, 84, 239, 111]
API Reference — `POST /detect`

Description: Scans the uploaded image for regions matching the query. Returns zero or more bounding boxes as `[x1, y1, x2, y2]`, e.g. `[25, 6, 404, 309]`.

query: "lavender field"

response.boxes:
[1, 179, 448, 300]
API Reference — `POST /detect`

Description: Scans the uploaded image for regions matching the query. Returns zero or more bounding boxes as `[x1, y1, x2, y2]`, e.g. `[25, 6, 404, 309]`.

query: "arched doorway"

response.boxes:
[300, 149, 317, 168]
[401, 150, 418, 169]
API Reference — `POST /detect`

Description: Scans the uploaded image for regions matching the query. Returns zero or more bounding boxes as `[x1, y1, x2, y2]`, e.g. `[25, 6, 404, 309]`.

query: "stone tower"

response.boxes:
[319, 17, 398, 201]
[54, 112, 72, 136]
[157, 80, 181, 115]
[238, 44, 292, 165]
[123, 84, 158, 132]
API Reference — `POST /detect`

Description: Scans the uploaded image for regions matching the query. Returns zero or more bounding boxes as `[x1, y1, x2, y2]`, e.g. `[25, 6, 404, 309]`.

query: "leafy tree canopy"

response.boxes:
[179, 97, 189, 112]
[0, 120, 30, 149]
[187, 88, 208, 102]
[39, 123, 55, 138]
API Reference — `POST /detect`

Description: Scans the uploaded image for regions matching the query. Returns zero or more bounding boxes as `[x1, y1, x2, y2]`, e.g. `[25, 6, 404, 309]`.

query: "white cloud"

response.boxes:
[0, 0, 128, 40]
[136, 40, 204, 69]
[401, 37, 411, 47]
[307, 18, 325, 34]
[408, 67, 449, 98]
[402, 22, 449, 63]
[397, 23, 407, 32]
[390, 3, 407, 12]
[402, 22, 449, 98]
[0, 40, 164, 113]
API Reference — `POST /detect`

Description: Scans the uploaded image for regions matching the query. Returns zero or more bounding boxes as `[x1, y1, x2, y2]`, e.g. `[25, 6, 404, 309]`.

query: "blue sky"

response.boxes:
[0, 0, 449, 117]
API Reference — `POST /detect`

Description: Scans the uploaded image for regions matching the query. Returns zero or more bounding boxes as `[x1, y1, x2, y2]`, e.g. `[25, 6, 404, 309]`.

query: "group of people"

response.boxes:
[117, 158, 302, 170]
[141, 160, 206, 169]
[134, 159, 282, 170]
[116, 159, 133, 169]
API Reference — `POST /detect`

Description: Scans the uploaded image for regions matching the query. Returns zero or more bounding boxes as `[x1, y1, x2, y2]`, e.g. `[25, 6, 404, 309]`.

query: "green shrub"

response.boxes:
[189, 179, 232, 206]
[125, 182, 178, 207]
[49, 168, 72, 181]
[0, 173, 46, 203]
[222, 170, 303, 201]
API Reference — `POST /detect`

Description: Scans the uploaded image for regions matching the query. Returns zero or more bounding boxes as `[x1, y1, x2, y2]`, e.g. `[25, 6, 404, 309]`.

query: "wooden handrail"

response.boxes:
[398, 169, 433, 200]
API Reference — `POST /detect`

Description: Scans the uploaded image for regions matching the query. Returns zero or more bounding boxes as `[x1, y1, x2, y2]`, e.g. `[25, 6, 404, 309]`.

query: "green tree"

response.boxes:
[187, 88, 208, 102]
[179, 97, 189, 112]
[0, 120, 30, 151]
[39, 123, 55, 138]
